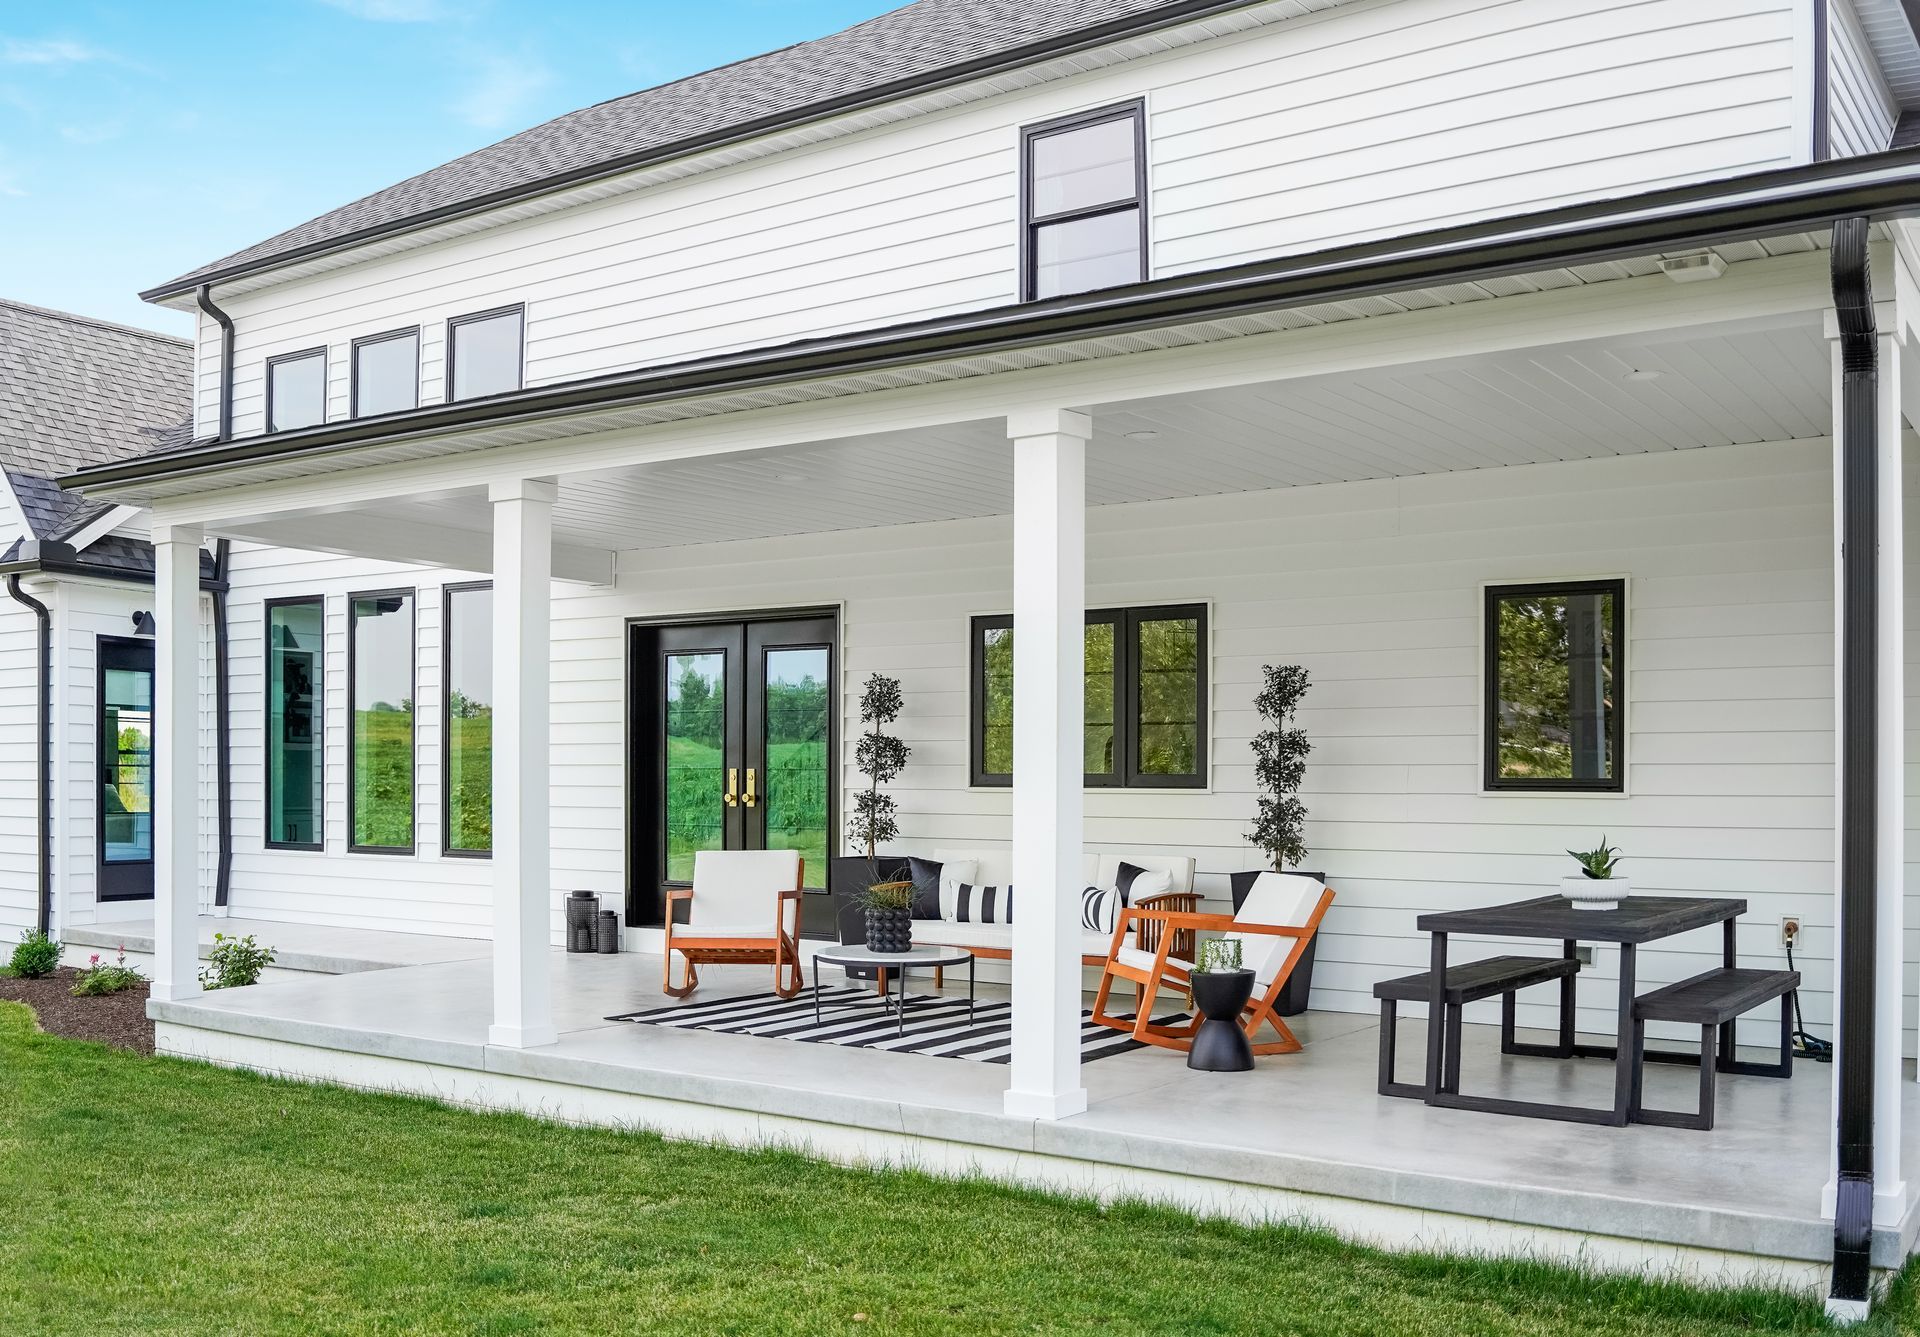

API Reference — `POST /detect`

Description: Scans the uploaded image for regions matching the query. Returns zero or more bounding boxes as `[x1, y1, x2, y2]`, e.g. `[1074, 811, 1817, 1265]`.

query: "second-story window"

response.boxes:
[266, 348, 327, 432]
[1022, 101, 1145, 301]
[351, 327, 420, 417]
[447, 305, 524, 402]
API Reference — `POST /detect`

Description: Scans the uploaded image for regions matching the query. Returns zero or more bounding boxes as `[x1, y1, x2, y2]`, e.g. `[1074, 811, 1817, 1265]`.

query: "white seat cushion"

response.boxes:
[1230, 872, 1327, 987]
[1115, 944, 1194, 977]
[677, 924, 773, 940]
[688, 849, 801, 928]
[910, 919, 1013, 951]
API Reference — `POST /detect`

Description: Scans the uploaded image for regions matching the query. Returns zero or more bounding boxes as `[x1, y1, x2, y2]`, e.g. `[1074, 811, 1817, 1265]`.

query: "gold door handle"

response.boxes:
[744, 767, 758, 808]
[723, 768, 739, 808]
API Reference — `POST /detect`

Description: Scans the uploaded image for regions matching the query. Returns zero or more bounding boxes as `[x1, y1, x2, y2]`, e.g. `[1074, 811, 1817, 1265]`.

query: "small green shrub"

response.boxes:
[71, 946, 145, 996]
[7, 929, 61, 979]
[199, 933, 275, 990]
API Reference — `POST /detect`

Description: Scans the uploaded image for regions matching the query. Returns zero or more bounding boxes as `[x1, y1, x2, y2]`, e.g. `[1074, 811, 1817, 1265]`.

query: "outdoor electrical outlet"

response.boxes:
[1780, 916, 1802, 951]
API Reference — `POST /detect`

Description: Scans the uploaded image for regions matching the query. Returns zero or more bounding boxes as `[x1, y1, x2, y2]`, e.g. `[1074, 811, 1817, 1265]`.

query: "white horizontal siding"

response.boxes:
[221, 544, 490, 936]
[201, 0, 1798, 438]
[1829, 0, 1898, 157]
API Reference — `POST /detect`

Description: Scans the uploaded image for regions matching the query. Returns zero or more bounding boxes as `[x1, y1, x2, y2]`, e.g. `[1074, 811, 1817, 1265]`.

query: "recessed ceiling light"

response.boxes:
[1623, 369, 1663, 383]
[1125, 429, 1160, 440]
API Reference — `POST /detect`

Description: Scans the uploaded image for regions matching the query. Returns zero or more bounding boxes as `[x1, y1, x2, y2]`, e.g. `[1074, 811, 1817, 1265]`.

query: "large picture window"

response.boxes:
[348, 589, 416, 852]
[351, 327, 420, 417]
[265, 348, 327, 433]
[970, 603, 1206, 789]
[1484, 579, 1625, 792]
[446, 305, 524, 401]
[265, 598, 324, 850]
[442, 583, 492, 856]
[1020, 101, 1145, 301]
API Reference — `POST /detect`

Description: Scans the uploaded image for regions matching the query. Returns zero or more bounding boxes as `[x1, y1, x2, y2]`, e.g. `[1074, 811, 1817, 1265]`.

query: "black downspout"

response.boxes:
[193, 283, 235, 443]
[1829, 215, 1877, 1309]
[6, 576, 52, 937]
[212, 539, 233, 908]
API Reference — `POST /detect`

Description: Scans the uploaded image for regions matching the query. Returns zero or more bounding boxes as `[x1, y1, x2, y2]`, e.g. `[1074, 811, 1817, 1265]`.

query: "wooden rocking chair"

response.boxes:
[663, 850, 805, 999]
[1090, 873, 1334, 1056]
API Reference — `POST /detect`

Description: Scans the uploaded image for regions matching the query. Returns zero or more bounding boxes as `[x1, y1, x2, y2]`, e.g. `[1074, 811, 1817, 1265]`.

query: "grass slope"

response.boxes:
[0, 1002, 1909, 1336]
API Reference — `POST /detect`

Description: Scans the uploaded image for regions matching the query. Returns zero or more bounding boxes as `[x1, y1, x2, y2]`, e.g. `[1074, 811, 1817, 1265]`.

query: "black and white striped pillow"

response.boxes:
[1081, 886, 1121, 934]
[944, 883, 1013, 924]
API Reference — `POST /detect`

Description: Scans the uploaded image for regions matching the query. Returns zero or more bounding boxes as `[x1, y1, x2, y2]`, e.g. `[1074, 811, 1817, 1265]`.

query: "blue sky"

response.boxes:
[0, 0, 886, 335]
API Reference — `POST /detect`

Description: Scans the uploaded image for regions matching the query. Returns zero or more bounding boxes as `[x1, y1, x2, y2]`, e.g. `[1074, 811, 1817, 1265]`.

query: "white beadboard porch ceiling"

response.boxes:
[350, 314, 1847, 554]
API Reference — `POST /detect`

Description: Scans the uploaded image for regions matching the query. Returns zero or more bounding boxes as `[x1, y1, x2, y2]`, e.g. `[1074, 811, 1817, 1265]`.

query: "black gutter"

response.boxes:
[5, 576, 52, 937]
[211, 538, 233, 908]
[141, 0, 1265, 303]
[193, 284, 235, 442]
[1828, 215, 1877, 1308]
[76, 149, 1920, 495]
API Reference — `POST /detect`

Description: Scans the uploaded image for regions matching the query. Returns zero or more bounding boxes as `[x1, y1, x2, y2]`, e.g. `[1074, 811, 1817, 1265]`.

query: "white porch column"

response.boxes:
[488, 478, 558, 1049]
[151, 522, 202, 1002]
[1004, 407, 1091, 1121]
[1824, 306, 1906, 1225]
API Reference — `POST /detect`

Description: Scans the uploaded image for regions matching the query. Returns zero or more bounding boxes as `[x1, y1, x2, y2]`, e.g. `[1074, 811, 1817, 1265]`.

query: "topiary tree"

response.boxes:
[849, 673, 910, 860]
[1249, 664, 1311, 871]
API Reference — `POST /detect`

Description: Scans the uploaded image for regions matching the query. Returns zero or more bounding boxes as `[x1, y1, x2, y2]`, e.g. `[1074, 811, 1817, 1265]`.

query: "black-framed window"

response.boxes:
[348, 588, 416, 853]
[1484, 579, 1625, 792]
[97, 636, 155, 899]
[351, 327, 420, 418]
[265, 347, 327, 433]
[446, 304, 524, 402]
[1020, 100, 1146, 301]
[970, 603, 1206, 789]
[442, 582, 492, 857]
[265, 598, 324, 850]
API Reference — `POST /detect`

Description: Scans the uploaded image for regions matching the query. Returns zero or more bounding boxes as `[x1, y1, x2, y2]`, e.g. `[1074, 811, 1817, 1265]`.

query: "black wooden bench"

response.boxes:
[1373, 954, 1582, 1099]
[1628, 967, 1799, 1130]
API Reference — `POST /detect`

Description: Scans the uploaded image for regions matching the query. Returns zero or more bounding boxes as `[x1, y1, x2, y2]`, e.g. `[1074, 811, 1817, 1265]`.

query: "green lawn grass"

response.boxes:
[1, 1003, 1911, 1335]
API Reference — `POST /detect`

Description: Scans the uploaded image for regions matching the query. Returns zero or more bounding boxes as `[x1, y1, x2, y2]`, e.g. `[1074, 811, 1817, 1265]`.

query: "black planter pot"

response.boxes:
[830, 855, 910, 980]
[1228, 869, 1325, 1017]
[1187, 970, 1256, 1072]
[864, 905, 913, 954]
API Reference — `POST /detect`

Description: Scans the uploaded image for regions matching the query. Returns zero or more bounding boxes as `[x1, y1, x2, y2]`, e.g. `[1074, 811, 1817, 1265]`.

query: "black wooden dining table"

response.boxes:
[1414, 894, 1746, 1125]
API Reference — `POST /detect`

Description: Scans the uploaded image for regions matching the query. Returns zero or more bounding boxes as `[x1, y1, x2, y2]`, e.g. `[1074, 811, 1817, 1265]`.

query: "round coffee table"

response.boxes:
[811, 944, 975, 1036]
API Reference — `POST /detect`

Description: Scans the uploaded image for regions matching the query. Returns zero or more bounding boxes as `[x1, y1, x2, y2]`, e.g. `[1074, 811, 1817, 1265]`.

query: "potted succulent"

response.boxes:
[1187, 938, 1255, 1072]
[1231, 664, 1319, 1015]
[842, 673, 914, 955]
[1562, 837, 1629, 910]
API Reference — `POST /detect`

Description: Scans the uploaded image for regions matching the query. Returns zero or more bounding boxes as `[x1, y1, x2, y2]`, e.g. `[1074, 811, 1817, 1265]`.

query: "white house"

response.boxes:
[34, 0, 1920, 1311]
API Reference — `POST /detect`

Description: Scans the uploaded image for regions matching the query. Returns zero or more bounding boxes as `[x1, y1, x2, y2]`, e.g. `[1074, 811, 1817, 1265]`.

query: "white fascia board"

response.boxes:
[65, 504, 144, 555]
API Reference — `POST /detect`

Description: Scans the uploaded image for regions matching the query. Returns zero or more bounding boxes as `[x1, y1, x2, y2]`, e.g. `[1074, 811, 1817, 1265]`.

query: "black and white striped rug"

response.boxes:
[607, 987, 1188, 1064]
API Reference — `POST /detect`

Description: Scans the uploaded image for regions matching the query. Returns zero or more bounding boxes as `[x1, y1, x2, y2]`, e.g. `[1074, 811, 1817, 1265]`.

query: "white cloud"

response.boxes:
[315, 0, 454, 20]
[449, 47, 550, 130]
[1, 37, 115, 66]
[59, 121, 120, 145]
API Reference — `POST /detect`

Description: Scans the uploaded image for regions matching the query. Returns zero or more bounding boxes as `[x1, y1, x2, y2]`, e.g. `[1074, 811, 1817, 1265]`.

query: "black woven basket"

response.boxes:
[595, 910, 619, 954]
[566, 891, 600, 953]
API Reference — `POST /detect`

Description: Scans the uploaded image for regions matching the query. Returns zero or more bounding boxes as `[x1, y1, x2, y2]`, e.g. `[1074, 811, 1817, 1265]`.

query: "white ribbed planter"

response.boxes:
[1561, 874, 1629, 911]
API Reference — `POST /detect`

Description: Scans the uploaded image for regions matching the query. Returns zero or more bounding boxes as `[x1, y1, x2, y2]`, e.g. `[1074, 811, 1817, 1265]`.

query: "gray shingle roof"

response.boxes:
[0, 299, 192, 539]
[150, 0, 1204, 295]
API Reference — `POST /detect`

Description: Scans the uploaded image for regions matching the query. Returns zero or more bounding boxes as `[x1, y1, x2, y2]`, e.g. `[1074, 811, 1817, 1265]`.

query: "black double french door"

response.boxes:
[629, 612, 837, 931]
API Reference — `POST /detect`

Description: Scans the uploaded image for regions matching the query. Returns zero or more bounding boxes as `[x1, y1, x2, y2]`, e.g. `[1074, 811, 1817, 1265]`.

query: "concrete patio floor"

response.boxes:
[145, 945, 1920, 1290]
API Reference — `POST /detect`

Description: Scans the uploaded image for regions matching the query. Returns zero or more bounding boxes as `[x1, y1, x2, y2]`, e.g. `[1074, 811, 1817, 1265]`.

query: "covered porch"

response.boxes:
[71, 178, 1920, 1305]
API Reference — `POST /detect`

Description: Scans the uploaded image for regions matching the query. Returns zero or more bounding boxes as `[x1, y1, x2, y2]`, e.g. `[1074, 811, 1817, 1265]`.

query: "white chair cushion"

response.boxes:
[910, 919, 1013, 951]
[688, 849, 800, 928]
[1229, 872, 1326, 987]
[1115, 943, 1194, 977]
[679, 924, 771, 940]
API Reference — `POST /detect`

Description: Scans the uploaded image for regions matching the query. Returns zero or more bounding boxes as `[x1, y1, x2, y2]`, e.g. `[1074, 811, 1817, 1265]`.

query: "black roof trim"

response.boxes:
[86, 148, 1920, 493]
[142, 0, 1258, 302]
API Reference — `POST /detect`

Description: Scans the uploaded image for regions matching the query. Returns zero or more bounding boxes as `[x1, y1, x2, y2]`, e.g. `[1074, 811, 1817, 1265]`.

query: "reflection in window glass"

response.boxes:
[1034, 208, 1141, 300]
[268, 351, 326, 432]
[665, 652, 726, 881]
[267, 601, 324, 847]
[101, 662, 153, 864]
[976, 620, 1124, 780]
[354, 330, 420, 417]
[1135, 614, 1199, 777]
[350, 592, 415, 849]
[763, 647, 829, 886]
[1489, 584, 1621, 789]
[1030, 116, 1137, 217]
[449, 308, 524, 401]
[445, 586, 492, 853]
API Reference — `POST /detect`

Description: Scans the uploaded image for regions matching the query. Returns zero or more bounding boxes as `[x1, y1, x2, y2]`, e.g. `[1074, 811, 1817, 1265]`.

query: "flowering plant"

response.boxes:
[71, 945, 146, 996]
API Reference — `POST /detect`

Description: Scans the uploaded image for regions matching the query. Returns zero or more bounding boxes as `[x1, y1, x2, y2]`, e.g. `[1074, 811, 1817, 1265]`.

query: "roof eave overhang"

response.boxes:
[0, 542, 225, 590]
[86, 148, 1920, 496]
[141, 0, 1269, 304]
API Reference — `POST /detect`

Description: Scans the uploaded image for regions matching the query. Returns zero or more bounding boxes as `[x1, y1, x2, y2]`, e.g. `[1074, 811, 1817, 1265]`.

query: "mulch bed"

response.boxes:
[0, 967, 154, 1055]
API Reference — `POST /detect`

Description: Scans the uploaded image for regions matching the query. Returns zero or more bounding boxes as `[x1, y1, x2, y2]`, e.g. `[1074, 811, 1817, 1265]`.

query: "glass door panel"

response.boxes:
[98, 638, 155, 900]
[756, 645, 830, 890]
[663, 651, 730, 882]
